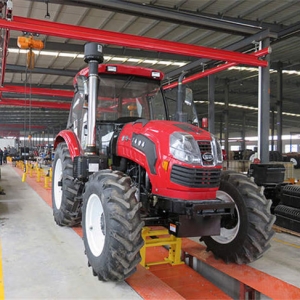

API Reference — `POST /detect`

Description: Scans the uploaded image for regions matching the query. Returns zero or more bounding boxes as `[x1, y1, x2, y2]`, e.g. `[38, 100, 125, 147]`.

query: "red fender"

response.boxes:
[54, 129, 84, 160]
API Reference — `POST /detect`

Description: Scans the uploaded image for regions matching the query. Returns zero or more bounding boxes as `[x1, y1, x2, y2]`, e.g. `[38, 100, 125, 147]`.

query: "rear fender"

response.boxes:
[54, 129, 84, 160]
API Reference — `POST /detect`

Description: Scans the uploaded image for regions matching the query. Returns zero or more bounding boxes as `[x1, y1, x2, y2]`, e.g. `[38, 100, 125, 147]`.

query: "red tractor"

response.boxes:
[52, 43, 275, 281]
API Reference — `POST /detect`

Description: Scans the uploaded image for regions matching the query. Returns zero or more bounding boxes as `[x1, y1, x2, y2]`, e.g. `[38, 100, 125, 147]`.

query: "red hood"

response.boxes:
[122, 120, 213, 141]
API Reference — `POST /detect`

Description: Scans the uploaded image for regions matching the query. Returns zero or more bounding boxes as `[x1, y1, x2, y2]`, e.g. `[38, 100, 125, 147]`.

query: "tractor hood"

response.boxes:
[117, 119, 222, 171]
[120, 119, 212, 143]
[116, 119, 223, 200]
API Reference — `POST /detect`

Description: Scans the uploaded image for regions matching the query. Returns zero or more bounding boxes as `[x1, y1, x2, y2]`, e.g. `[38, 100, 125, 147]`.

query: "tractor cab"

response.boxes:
[68, 63, 199, 156]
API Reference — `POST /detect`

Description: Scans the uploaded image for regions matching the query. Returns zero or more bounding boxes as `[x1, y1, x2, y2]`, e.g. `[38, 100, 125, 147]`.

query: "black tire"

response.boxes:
[82, 170, 144, 281]
[274, 205, 300, 232]
[281, 185, 300, 209]
[269, 151, 275, 161]
[276, 151, 283, 162]
[244, 150, 255, 160]
[52, 142, 82, 226]
[201, 171, 275, 264]
[290, 157, 298, 168]
[274, 204, 300, 222]
[296, 157, 300, 169]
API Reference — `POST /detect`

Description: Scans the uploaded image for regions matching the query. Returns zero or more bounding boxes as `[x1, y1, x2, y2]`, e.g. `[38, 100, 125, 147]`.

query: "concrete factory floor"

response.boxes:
[0, 163, 300, 299]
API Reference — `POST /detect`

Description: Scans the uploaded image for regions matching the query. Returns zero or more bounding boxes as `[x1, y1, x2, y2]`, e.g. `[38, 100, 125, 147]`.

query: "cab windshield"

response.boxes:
[163, 88, 199, 126]
[96, 74, 167, 121]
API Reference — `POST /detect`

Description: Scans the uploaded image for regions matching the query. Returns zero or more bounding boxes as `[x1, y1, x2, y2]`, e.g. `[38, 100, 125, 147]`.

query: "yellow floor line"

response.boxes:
[0, 239, 4, 299]
[273, 237, 300, 249]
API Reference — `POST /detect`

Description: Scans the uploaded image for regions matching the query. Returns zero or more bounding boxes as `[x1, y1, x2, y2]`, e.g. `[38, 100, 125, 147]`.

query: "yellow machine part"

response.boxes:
[17, 36, 44, 50]
[140, 227, 184, 269]
[17, 36, 44, 69]
[27, 50, 35, 69]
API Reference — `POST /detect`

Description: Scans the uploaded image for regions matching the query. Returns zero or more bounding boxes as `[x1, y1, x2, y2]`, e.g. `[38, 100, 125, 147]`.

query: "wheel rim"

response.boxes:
[290, 158, 297, 166]
[213, 190, 240, 244]
[85, 193, 106, 257]
[53, 158, 63, 209]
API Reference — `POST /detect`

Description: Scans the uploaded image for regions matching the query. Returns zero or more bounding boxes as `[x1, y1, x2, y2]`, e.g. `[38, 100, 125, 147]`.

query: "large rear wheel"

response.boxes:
[52, 142, 81, 226]
[82, 170, 144, 281]
[201, 171, 275, 264]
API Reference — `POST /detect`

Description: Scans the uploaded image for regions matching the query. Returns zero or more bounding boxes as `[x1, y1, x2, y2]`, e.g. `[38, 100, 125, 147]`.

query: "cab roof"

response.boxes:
[73, 64, 164, 86]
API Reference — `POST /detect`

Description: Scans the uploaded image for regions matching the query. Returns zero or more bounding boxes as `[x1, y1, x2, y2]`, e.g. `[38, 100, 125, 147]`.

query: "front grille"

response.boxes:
[198, 141, 214, 165]
[170, 165, 221, 188]
[198, 141, 212, 153]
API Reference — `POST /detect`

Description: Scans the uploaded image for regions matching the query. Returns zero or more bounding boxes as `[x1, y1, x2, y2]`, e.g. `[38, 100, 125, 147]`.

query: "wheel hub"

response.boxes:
[53, 158, 63, 209]
[214, 190, 240, 244]
[85, 193, 106, 257]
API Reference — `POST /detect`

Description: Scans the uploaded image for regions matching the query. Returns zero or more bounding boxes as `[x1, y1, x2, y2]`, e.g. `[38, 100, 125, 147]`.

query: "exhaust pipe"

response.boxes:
[83, 43, 103, 154]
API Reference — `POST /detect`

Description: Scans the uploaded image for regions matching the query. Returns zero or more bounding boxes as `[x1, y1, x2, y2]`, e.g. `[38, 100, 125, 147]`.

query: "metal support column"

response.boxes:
[258, 38, 270, 163]
[219, 114, 223, 146]
[271, 108, 275, 151]
[277, 62, 283, 154]
[224, 82, 229, 168]
[208, 75, 215, 135]
[241, 112, 246, 151]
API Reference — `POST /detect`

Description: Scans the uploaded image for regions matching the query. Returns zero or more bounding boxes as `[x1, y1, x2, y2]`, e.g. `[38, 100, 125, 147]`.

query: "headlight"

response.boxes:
[211, 135, 223, 164]
[170, 132, 201, 164]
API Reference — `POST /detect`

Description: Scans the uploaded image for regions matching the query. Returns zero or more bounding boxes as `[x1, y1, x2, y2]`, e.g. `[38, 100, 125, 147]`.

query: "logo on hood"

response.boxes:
[202, 152, 213, 162]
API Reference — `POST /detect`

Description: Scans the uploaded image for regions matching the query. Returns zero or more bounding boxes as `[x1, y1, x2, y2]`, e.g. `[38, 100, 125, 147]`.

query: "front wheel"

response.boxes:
[82, 170, 144, 281]
[201, 171, 275, 264]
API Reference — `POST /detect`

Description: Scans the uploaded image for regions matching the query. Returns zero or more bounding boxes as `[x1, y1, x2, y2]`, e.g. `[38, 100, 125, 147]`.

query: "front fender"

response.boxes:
[54, 129, 83, 160]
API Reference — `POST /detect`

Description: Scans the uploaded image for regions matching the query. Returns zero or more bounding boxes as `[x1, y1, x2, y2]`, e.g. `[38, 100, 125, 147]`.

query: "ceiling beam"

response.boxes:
[278, 22, 300, 40]
[164, 47, 269, 89]
[0, 98, 71, 109]
[0, 85, 73, 98]
[0, 16, 267, 67]
[2, 94, 71, 101]
[0, 123, 46, 129]
[0, 82, 74, 90]
[6, 64, 77, 77]
[75, 0, 263, 35]
[8, 39, 196, 62]
[0, 118, 67, 123]
[24, 0, 279, 37]
[165, 28, 274, 79]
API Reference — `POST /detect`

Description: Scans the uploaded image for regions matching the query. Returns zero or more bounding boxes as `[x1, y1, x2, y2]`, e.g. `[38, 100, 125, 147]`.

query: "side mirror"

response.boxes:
[184, 88, 193, 106]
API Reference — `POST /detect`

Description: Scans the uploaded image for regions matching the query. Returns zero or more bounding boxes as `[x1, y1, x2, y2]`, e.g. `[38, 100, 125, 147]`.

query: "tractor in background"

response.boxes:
[51, 43, 275, 281]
